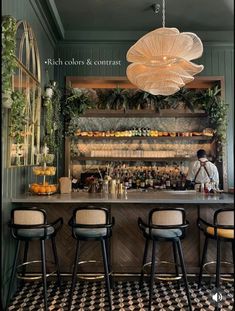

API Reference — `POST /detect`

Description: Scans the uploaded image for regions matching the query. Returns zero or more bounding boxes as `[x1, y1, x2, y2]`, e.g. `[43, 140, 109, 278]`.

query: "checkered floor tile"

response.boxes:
[7, 279, 234, 310]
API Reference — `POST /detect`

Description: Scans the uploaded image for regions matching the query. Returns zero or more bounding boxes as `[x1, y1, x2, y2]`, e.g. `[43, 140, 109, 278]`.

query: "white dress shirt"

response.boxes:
[186, 158, 219, 184]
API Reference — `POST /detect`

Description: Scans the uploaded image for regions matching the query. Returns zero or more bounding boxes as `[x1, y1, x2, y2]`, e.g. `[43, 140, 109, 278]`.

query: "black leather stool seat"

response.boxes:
[16, 226, 55, 239]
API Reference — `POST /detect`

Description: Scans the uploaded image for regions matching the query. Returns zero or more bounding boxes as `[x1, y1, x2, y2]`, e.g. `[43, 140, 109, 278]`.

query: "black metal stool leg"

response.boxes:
[215, 239, 221, 290]
[172, 240, 181, 289]
[105, 239, 113, 289]
[22, 241, 29, 277]
[232, 240, 235, 267]
[140, 239, 149, 289]
[51, 236, 61, 287]
[148, 240, 156, 311]
[101, 239, 112, 311]
[20, 241, 29, 287]
[176, 239, 192, 311]
[40, 239, 48, 311]
[6, 240, 21, 307]
[68, 240, 80, 311]
[198, 236, 209, 288]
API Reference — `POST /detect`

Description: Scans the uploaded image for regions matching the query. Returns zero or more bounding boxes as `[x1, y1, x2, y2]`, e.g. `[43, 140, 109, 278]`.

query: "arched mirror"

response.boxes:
[8, 20, 41, 166]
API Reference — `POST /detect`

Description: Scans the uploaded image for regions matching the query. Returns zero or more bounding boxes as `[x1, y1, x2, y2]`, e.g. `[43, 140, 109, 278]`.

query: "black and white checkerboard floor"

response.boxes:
[8, 280, 234, 310]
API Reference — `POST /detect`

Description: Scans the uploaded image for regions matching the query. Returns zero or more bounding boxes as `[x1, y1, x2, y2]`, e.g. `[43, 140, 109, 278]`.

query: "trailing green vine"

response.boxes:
[43, 81, 63, 154]
[195, 86, 228, 158]
[2, 15, 17, 108]
[9, 90, 27, 144]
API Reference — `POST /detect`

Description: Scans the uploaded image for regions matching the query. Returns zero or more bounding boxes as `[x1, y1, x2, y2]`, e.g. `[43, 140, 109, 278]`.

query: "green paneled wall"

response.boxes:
[54, 42, 234, 188]
[1, 0, 55, 307]
[1, 1, 234, 308]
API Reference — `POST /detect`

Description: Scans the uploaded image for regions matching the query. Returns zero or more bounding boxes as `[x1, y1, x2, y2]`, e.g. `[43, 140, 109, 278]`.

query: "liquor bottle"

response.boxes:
[71, 176, 79, 192]
[166, 175, 171, 189]
[124, 174, 129, 189]
[128, 175, 133, 189]
[140, 172, 146, 189]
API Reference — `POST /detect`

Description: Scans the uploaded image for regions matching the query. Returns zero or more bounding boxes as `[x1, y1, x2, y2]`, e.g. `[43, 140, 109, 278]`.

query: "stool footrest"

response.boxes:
[76, 260, 112, 281]
[16, 260, 56, 281]
[142, 261, 182, 281]
[203, 261, 234, 282]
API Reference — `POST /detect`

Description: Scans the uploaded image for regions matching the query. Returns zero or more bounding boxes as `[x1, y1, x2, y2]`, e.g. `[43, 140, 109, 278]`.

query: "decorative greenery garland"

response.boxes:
[65, 86, 227, 155]
[2, 15, 17, 108]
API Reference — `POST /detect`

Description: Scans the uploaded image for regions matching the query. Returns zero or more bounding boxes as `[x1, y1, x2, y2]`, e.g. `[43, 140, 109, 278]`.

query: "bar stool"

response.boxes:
[198, 208, 234, 290]
[7, 207, 63, 310]
[138, 207, 192, 311]
[68, 206, 114, 311]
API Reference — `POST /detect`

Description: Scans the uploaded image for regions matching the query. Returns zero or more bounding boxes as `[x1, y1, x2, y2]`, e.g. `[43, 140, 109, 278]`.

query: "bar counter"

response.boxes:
[11, 190, 234, 204]
[11, 191, 234, 276]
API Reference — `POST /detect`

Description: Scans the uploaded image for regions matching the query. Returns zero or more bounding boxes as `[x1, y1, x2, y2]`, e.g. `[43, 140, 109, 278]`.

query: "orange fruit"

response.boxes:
[45, 186, 51, 193]
[39, 186, 46, 193]
[33, 186, 39, 193]
[50, 185, 57, 193]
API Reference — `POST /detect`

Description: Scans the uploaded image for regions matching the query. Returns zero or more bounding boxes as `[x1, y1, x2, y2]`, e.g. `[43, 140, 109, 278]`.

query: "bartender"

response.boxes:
[186, 149, 219, 189]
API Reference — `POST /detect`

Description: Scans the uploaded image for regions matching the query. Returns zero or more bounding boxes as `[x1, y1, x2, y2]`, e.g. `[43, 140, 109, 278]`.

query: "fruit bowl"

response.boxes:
[33, 166, 56, 176]
[29, 183, 58, 195]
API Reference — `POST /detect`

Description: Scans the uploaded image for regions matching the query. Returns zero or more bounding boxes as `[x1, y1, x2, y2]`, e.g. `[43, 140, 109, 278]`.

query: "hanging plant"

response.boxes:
[2, 15, 17, 108]
[9, 90, 28, 143]
[43, 81, 63, 154]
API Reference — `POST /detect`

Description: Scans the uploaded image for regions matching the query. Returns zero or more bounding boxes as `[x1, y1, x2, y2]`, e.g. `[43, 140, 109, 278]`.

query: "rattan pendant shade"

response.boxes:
[126, 11, 204, 95]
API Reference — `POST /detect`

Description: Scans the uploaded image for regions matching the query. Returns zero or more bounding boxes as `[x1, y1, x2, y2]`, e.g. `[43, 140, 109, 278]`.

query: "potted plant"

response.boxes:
[129, 90, 168, 112]
[2, 15, 17, 108]
[102, 87, 129, 111]
[165, 87, 200, 112]
[64, 88, 97, 121]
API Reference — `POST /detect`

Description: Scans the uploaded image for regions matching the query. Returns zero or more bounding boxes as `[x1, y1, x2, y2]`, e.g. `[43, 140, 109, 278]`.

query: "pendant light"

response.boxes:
[126, 0, 204, 96]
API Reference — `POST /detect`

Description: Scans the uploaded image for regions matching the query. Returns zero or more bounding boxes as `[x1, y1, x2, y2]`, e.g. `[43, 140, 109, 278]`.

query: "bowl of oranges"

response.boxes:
[33, 166, 56, 176]
[30, 182, 58, 195]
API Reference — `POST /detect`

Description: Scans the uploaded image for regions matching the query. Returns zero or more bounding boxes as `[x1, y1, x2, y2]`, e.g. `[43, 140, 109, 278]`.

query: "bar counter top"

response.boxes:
[12, 190, 234, 204]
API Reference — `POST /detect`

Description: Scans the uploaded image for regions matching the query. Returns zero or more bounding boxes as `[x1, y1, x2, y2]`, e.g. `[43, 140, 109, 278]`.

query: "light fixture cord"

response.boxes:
[162, 0, 165, 27]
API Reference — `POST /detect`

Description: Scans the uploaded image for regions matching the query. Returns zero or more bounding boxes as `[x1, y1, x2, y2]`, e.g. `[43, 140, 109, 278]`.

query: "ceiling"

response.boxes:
[53, 0, 234, 33]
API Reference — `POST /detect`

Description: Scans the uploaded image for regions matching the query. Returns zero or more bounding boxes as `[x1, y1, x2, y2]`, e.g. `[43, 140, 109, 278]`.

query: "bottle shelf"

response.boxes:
[71, 136, 213, 142]
[73, 156, 195, 162]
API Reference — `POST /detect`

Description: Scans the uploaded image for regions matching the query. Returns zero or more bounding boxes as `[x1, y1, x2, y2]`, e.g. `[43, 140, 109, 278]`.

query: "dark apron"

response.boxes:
[194, 160, 210, 183]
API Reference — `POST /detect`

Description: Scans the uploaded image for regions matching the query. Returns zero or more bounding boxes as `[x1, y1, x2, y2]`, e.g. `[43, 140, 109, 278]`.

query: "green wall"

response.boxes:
[1, 0, 55, 307]
[54, 41, 234, 188]
[1, 0, 234, 308]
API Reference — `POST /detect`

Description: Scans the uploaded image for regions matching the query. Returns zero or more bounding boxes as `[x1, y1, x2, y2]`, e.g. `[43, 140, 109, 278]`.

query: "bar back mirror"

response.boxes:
[8, 20, 41, 166]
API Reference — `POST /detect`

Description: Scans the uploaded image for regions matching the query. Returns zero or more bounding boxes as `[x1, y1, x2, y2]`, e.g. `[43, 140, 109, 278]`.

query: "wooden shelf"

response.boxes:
[83, 109, 207, 118]
[73, 157, 195, 162]
[71, 136, 213, 142]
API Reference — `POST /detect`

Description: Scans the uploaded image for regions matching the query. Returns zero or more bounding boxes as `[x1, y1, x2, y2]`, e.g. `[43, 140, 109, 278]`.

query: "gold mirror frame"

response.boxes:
[8, 20, 41, 166]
